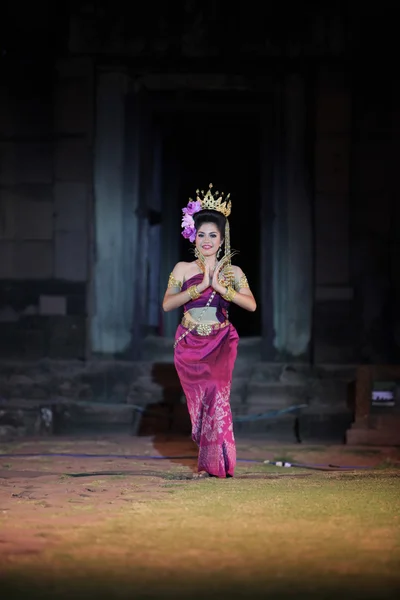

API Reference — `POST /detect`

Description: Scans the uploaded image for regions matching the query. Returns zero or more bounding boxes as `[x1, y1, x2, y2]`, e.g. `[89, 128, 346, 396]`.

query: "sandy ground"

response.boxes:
[1, 434, 400, 560]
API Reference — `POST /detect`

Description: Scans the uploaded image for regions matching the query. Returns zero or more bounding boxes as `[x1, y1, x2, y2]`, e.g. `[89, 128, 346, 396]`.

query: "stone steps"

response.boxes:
[0, 356, 358, 440]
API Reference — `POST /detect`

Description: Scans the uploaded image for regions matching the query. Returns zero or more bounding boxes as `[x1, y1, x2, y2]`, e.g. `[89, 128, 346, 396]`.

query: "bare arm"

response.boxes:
[211, 265, 257, 312]
[229, 286, 257, 312]
[162, 262, 210, 312]
[232, 267, 257, 312]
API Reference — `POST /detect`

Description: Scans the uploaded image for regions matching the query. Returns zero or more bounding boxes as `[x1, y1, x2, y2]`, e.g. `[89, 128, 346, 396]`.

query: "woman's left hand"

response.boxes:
[211, 260, 228, 295]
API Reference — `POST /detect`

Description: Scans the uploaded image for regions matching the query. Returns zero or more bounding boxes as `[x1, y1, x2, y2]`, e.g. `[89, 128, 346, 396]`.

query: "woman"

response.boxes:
[162, 184, 256, 478]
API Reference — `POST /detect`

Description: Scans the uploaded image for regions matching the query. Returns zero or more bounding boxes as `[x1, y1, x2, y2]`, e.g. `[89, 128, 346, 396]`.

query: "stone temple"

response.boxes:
[0, 2, 399, 444]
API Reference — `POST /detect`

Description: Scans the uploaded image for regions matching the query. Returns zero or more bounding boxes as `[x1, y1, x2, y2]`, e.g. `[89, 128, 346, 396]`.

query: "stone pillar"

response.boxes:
[91, 70, 137, 355]
[147, 135, 163, 332]
[351, 71, 395, 363]
[159, 132, 181, 339]
[313, 69, 353, 362]
[272, 74, 313, 359]
[259, 90, 275, 360]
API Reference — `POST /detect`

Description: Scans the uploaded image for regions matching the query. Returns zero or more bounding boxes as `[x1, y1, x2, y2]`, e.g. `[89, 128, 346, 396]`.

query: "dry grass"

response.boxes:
[0, 437, 399, 599]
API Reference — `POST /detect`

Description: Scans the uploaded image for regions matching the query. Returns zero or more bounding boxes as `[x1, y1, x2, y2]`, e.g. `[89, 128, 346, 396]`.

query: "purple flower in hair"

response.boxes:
[182, 226, 196, 242]
[181, 198, 202, 241]
[182, 200, 202, 216]
[181, 213, 195, 229]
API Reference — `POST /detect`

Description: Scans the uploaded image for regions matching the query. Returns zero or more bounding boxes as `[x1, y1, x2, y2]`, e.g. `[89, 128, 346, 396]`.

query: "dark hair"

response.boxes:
[193, 209, 226, 238]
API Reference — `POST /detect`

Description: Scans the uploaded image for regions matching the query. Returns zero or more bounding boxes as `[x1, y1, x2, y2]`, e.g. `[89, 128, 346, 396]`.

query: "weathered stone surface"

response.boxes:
[0, 358, 360, 440]
[0, 306, 19, 322]
[55, 231, 87, 281]
[0, 192, 16, 240]
[46, 316, 86, 359]
[315, 193, 349, 286]
[55, 77, 93, 134]
[13, 241, 53, 279]
[245, 382, 309, 409]
[39, 295, 67, 316]
[15, 199, 53, 241]
[54, 182, 88, 232]
[346, 426, 400, 446]
[279, 366, 308, 386]
[0, 239, 54, 279]
[0, 143, 53, 185]
[55, 140, 91, 182]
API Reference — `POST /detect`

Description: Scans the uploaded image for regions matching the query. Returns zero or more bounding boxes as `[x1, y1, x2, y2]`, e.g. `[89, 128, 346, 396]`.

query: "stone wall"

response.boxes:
[313, 69, 355, 362]
[0, 58, 94, 359]
[351, 70, 398, 363]
[1, 4, 397, 364]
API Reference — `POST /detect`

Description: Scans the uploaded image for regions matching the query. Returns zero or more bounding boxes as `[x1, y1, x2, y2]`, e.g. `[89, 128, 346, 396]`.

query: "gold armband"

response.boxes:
[168, 273, 182, 289]
[187, 285, 201, 300]
[235, 274, 249, 291]
[222, 286, 237, 302]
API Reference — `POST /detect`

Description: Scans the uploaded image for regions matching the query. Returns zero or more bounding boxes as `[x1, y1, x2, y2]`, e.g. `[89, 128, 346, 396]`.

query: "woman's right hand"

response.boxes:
[196, 263, 210, 294]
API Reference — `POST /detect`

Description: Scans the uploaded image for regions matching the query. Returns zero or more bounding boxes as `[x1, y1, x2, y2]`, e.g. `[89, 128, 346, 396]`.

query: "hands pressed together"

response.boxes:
[196, 259, 228, 297]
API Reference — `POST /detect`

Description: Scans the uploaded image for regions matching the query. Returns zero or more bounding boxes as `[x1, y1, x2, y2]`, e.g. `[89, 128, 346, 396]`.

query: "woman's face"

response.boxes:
[195, 222, 222, 258]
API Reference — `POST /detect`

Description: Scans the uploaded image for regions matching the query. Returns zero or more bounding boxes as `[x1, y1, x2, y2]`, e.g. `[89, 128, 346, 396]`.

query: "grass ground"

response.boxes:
[0, 435, 399, 599]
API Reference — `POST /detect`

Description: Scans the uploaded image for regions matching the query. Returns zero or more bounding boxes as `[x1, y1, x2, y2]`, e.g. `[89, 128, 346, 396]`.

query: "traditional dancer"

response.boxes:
[162, 184, 256, 478]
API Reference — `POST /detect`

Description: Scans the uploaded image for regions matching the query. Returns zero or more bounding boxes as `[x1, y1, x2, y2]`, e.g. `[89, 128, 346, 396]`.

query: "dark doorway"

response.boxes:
[156, 93, 262, 337]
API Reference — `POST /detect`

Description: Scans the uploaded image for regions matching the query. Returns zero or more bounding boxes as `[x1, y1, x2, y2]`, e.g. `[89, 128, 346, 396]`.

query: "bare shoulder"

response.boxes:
[230, 264, 244, 277]
[171, 261, 199, 281]
[171, 261, 190, 275]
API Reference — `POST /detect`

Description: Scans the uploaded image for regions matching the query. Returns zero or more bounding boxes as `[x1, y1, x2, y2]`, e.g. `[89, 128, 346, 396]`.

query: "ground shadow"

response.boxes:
[136, 363, 197, 473]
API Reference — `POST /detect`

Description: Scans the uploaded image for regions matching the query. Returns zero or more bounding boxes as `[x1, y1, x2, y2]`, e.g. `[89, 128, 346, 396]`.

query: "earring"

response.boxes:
[194, 247, 200, 259]
[217, 246, 222, 259]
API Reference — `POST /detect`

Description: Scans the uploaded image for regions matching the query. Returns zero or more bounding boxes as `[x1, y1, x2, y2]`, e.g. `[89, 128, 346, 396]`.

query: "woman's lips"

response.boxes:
[202, 245, 212, 249]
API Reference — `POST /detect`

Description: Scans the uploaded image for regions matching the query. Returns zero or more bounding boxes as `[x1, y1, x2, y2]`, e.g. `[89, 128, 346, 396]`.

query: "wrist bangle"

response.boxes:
[222, 286, 237, 302]
[187, 285, 201, 301]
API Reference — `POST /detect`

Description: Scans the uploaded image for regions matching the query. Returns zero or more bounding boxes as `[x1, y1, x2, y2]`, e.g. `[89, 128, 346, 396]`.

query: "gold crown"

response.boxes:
[195, 183, 231, 218]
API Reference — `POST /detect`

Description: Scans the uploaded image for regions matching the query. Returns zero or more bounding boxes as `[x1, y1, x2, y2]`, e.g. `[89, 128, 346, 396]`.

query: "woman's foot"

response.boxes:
[192, 471, 211, 479]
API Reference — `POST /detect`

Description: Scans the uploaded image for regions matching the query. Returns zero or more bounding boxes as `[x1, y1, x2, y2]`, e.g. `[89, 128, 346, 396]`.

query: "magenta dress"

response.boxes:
[174, 274, 239, 478]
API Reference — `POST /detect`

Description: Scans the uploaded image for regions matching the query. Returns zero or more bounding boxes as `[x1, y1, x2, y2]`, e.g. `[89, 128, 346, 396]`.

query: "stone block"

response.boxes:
[13, 241, 53, 279]
[55, 77, 93, 135]
[245, 382, 309, 409]
[0, 143, 17, 185]
[346, 427, 400, 446]
[0, 325, 46, 359]
[0, 142, 53, 185]
[315, 137, 350, 194]
[55, 140, 91, 182]
[9, 143, 53, 185]
[55, 231, 87, 281]
[46, 316, 86, 359]
[1, 189, 55, 241]
[315, 193, 349, 285]
[39, 295, 67, 316]
[313, 300, 357, 364]
[15, 199, 53, 241]
[0, 194, 16, 240]
[0, 241, 15, 278]
[0, 85, 13, 136]
[54, 182, 88, 231]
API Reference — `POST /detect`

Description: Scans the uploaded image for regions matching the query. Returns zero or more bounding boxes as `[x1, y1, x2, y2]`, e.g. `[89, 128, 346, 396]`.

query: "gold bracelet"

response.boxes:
[222, 286, 237, 302]
[187, 285, 200, 301]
